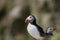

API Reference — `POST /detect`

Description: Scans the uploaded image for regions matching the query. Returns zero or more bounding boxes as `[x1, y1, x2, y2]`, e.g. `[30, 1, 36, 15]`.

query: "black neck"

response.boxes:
[30, 19, 37, 25]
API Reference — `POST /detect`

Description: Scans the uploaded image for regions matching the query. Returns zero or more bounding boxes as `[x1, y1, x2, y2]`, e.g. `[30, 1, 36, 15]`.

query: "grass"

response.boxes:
[51, 33, 60, 40]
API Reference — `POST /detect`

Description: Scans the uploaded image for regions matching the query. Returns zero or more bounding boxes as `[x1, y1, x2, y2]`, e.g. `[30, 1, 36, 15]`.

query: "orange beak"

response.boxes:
[25, 19, 29, 23]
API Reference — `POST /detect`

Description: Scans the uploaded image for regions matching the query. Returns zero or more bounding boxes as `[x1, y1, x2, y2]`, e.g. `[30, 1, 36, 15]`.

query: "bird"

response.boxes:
[25, 15, 55, 40]
[46, 24, 56, 35]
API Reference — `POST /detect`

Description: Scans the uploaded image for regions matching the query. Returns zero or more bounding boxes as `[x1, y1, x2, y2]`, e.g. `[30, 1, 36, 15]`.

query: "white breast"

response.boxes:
[27, 23, 40, 39]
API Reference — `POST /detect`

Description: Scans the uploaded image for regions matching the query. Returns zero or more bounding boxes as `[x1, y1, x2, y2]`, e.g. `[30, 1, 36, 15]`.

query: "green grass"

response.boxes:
[51, 33, 60, 40]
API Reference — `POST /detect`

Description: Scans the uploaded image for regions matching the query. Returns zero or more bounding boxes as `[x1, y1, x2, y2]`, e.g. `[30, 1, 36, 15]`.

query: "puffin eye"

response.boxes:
[30, 17, 32, 18]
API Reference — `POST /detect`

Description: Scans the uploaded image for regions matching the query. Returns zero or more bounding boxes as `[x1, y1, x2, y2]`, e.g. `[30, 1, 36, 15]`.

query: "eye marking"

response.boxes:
[30, 17, 32, 18]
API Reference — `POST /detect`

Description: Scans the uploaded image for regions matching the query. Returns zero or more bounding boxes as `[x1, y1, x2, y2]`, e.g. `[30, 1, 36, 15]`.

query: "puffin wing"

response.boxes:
[35, 24, 45, 36]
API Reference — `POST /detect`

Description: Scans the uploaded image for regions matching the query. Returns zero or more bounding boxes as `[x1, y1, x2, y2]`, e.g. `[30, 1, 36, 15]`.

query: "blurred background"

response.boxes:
[0, 0, 60, 40]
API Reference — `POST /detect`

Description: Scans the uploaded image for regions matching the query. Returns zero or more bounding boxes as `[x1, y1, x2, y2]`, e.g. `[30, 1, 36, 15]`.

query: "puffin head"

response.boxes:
[25, 15, 36, 23]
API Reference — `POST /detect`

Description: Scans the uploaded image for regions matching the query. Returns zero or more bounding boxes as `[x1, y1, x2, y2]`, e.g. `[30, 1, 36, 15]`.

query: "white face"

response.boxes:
[25, 15, 35, 23]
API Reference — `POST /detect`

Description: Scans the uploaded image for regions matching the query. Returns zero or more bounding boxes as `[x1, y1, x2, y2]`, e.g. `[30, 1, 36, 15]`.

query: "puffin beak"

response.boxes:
[25, 19, 29, 23]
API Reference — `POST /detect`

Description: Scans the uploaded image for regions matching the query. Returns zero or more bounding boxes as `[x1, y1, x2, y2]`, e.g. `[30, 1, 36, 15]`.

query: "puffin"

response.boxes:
[25, 15, 55, 40]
